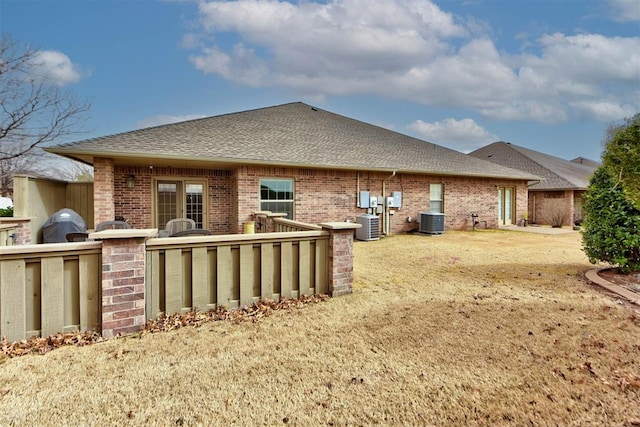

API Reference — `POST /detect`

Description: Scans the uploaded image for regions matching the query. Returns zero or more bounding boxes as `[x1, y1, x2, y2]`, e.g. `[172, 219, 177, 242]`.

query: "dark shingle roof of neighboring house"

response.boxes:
[469, 141, 597, 190]
[47, 102, 538, 180]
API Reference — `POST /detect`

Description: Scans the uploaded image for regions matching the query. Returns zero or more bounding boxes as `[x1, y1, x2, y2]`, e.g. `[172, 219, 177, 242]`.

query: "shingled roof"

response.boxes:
[469, 142, 597, 190]
[48, 102, 538, 180]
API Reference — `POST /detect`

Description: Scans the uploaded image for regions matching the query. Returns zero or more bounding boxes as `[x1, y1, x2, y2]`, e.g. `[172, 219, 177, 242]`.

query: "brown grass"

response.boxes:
[0, 230, 639, 426]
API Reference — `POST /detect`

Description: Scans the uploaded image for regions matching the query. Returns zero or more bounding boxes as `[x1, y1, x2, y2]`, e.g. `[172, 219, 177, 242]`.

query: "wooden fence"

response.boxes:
[145, 231, 330, 320]
[0, 222, 357, 341]
[0, 224, 16, 247]
[273, 218, 323, 232]
[0, 242, 102, 341]
[12, 175, 94, 243]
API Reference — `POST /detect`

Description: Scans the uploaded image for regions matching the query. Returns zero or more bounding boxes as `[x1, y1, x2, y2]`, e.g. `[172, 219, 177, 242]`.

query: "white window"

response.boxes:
[260, 178, 294, 219]
[430, 183, 444, 213]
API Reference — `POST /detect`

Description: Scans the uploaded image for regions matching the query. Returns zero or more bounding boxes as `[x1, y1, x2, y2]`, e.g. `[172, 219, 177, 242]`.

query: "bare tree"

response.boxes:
[0, 35, 90, 195]
[55, 159, 94, 182]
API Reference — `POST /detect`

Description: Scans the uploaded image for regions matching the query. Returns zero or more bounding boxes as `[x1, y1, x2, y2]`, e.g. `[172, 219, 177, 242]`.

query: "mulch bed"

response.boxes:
[598, 268, 640, 294]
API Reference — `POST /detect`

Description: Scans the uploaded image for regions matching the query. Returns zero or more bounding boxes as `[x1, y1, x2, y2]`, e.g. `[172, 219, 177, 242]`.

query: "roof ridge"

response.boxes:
[501, 142, 584, 187]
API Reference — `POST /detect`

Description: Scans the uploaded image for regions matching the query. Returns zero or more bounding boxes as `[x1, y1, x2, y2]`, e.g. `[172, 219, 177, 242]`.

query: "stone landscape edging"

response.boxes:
[585, 267, 640, 306]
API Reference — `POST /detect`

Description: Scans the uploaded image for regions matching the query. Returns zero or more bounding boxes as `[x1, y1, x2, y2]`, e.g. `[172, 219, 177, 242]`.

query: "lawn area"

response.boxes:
[0, 230, 638, 425]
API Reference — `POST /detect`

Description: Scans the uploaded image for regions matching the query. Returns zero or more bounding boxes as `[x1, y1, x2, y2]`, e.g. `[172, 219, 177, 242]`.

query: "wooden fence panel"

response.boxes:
[1, 260, 26, 341]
[260, 243, 274, 300]
[192, 247, 209, 310]
[164, 248, 183, 315]
[41, 257, 65, 337]
[315, 238, 329, 295]
[217, 245, 233, 308]
[300, 240, 312, 296]
[280, 241, 293, 299]
[79, 253, 100, 331]
[0, 242, 102, 341]
[145, 231, 330, 319]
[239, 244, 254, 306]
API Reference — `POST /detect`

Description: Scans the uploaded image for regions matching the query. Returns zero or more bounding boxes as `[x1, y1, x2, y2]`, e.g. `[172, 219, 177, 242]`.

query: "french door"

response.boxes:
[498, 187, 515, 226]
[155, 179, 206, 229]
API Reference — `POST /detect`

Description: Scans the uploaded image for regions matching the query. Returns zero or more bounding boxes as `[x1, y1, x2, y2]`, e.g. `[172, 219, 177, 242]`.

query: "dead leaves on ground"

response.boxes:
[0, 294, 328, 359]
[0, 331, 104, 359]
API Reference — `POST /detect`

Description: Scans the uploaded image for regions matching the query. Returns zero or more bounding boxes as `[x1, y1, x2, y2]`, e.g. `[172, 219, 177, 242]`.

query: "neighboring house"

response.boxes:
[46, 103, 538, 234]
[470, 142, 598, 226]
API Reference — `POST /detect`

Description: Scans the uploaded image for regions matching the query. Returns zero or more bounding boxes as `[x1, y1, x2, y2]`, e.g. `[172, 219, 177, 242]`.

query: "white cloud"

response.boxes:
[189, 0, 640, 124]
[608, 0, 640, 22]
[29, 50, 83, 85]
[569, 101, 637, 121]
[408, 118, 498, 152]
[136, 114, 207, 128]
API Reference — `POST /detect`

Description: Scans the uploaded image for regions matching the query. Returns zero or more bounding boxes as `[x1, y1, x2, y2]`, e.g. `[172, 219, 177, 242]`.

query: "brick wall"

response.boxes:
[113, 166, 233, 234]
[529, 189, 575, 226]
[237, 166, 528, 233]
[99, 161, 529, 234]
[93, 157, 115, 225]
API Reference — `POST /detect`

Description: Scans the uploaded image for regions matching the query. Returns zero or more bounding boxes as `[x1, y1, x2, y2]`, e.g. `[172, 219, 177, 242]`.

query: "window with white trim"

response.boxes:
[430, 183, 444, 213]
[260, 178, 294, 219]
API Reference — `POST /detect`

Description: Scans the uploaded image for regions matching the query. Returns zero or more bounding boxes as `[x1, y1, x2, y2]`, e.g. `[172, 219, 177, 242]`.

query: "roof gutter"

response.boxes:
[45, 148, 540, 181]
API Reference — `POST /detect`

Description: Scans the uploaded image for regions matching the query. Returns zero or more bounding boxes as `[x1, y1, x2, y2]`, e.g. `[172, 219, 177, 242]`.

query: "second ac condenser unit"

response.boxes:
[355, 214, 380, 241]
[418, 212, 445, 234]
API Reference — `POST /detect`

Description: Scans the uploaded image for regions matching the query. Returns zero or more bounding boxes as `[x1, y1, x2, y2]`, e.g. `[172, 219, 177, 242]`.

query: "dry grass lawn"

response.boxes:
[0, 230, 639, 426]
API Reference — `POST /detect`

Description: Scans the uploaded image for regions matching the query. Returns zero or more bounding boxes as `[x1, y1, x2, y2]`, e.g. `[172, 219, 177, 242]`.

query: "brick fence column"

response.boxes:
[319, 222, 361, 297]
[90, 228, 157, 338]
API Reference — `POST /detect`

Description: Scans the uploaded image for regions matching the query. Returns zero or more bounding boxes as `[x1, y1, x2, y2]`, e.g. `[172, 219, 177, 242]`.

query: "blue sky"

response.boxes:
[1, 0, 638, 161]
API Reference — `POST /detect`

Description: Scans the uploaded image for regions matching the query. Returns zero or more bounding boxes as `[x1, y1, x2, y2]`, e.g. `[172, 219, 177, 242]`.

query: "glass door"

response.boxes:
[156, 181, 180, 230]
[499, 187, 515, 225]
[185, 183, 204, 228]
[155, 180, 207, 230]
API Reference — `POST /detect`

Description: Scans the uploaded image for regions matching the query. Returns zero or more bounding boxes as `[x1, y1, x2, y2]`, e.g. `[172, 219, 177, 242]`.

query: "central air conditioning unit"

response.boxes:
[418, 212, 445, 234]
[355, 214, 380, 241]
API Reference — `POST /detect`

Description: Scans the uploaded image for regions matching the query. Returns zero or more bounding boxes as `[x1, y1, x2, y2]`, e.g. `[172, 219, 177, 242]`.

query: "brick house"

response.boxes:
[47, 103, 538, 234]
[470, 141, 599, 226]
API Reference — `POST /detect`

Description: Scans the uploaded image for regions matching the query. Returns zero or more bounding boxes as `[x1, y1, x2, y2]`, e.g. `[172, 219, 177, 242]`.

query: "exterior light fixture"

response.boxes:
[127, 174, 136, 189]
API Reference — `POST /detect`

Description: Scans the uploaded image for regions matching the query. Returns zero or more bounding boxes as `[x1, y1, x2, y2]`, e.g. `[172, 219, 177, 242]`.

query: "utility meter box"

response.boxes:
[386, 197, 394, 208]
[369, 196, 378, 208]
[393, 191, 402, 208]
[359, 191, 370, 208]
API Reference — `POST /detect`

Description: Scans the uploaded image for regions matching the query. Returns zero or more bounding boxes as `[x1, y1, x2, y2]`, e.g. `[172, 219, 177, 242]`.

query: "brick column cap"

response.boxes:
[90, 228, 158, 240]
[319, 222, 361, 230]
[0, 217, 34, 222]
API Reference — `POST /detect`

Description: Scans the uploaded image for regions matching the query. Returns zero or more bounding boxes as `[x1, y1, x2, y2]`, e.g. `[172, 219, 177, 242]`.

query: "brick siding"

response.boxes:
[93, 157, 115, 225]
[100, 162, 529, 234]
[237, 166, 528, 233]
[529, 189, 576, 226]
[112, 166, 233, 234]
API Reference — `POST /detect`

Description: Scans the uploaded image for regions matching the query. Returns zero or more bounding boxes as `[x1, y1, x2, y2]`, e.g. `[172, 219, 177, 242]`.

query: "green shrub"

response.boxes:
[582, 167, 640, 273]
[603, 114, 640, 210]
[0, 206, 13, 217]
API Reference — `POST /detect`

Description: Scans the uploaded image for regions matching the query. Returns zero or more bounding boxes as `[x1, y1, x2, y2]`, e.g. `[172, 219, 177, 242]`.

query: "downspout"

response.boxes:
[382, 170, 397, 235]
[356, 171, 360, 207]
